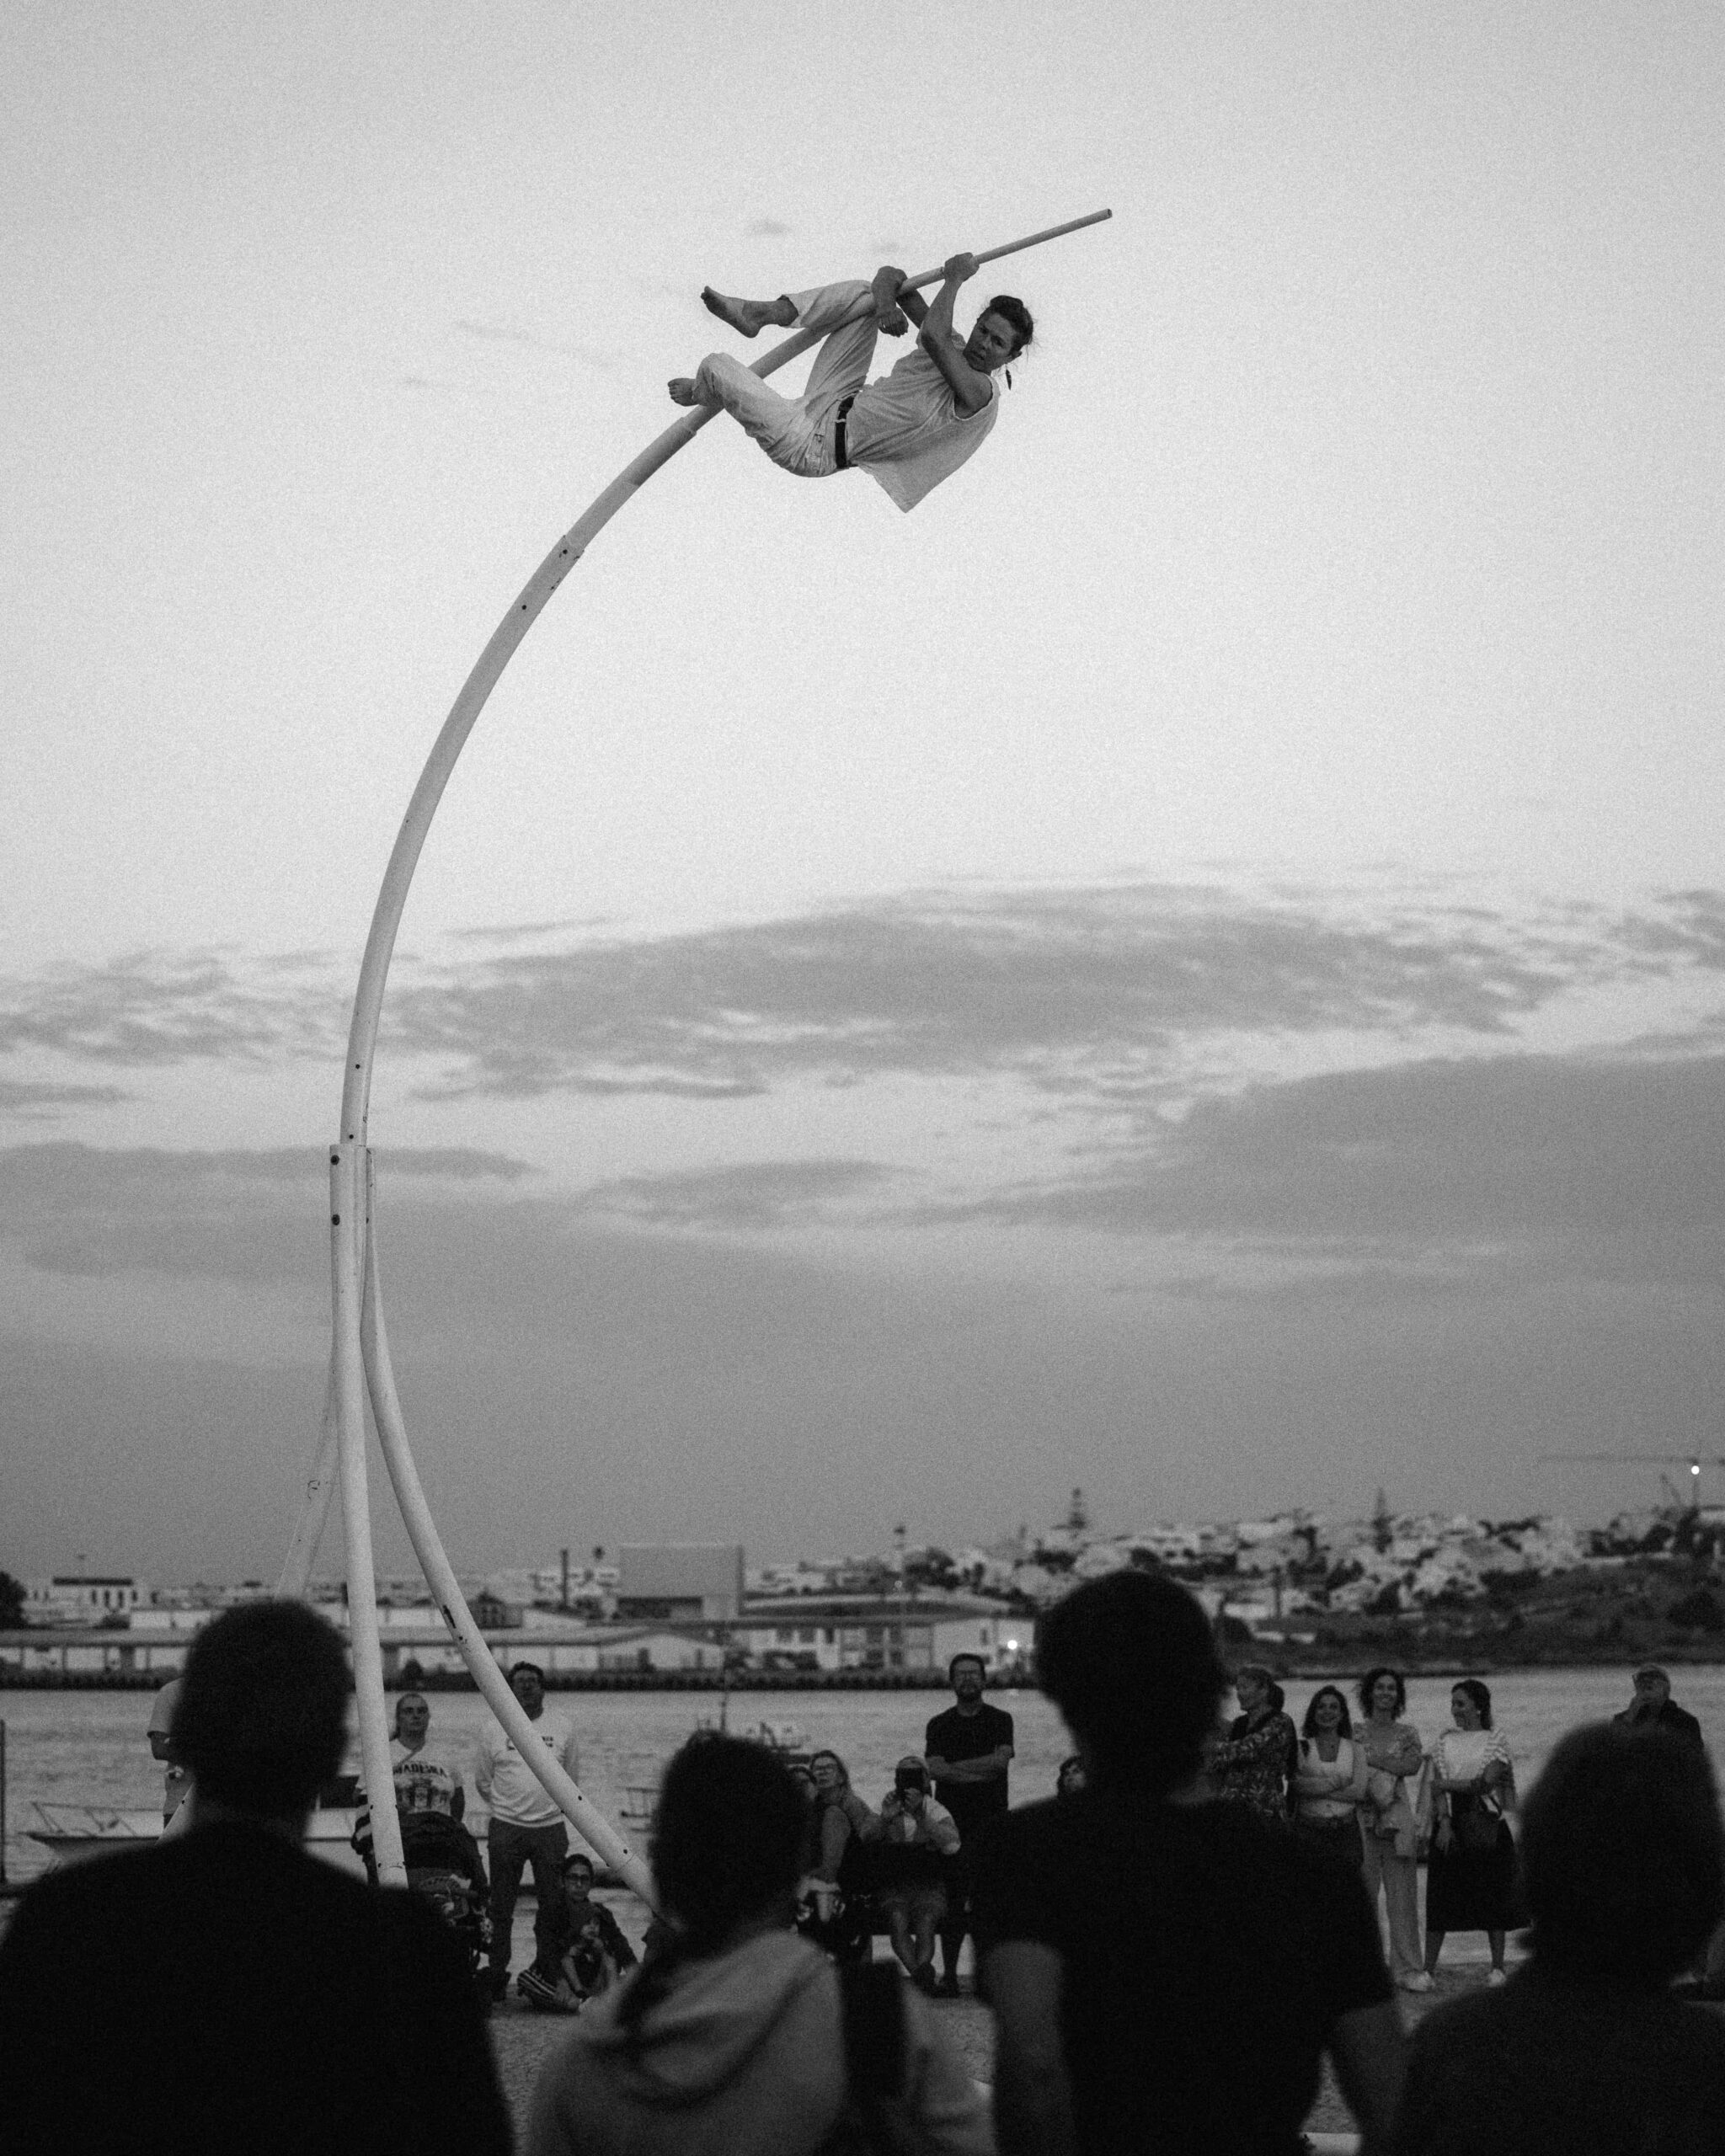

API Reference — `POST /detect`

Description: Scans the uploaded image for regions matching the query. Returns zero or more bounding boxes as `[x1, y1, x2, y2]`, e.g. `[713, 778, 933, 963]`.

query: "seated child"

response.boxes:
[520, 1851, 638, 2012]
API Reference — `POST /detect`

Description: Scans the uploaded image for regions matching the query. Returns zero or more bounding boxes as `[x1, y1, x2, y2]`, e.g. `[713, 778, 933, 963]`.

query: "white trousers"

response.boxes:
[1359, 1830, 1423, 1978]
[694, 281, 878, 478]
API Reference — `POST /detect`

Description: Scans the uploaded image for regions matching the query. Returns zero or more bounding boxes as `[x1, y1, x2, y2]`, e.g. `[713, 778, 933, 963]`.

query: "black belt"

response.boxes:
[833, 393, 856, 470]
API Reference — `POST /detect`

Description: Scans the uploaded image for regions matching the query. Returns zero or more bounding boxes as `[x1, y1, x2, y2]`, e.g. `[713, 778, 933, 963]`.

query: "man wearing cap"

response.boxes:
[1616, 1666, 1722, 1996]
[1613, 1667, 1705, 1748]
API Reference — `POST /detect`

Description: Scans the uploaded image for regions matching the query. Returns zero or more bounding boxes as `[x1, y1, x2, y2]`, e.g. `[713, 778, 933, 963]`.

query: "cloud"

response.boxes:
[578, 1158, 896, 1230]
[0, 1141, 531, 1281]
[0, 948, 340, 1067]
[5, 886, 1722, 1116]
[934, 1049, 1725, 1292]
[452, 320, 619, 370]
[388, 884, 1725, 1102]
[0, 1077, 131, 1115]
[746, 218, 792, 237]
[2, 1090, 1719, 1579]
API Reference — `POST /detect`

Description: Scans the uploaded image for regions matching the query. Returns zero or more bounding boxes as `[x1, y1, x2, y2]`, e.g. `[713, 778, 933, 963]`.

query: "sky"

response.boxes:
[4, 1, 1723, 1584]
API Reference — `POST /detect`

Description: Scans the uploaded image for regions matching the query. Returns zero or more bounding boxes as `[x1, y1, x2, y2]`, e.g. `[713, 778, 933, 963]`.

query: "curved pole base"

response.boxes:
[359, 1161, 654, 1903]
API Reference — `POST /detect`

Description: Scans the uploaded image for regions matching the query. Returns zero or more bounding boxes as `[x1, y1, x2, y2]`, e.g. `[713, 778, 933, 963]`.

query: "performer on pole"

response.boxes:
[669, 255, 1033, 512]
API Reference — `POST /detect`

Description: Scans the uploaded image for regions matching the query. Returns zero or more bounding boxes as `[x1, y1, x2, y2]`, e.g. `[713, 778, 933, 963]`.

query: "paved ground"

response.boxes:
[483, 1942, 1501, 2146]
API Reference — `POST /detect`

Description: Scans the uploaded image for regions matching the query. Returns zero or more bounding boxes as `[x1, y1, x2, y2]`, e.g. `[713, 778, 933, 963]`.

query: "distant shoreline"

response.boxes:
[0, 1666, 1025, 1694]
[8, 1648, 1725, 1694]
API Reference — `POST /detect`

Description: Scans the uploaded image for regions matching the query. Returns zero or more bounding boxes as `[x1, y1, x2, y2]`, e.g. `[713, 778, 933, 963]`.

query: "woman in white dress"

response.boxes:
[1424, 1677, 1521, 1984]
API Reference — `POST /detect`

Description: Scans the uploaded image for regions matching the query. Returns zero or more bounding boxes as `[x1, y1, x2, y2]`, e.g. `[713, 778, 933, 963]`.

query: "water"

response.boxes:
[8, 1668, 1725, 1892]
[0, 1684, 1055, 1886]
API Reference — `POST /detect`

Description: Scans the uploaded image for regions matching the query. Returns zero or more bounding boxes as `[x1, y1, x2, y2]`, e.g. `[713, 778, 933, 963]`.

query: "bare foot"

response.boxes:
[667, 376, 700, 406]
[702, 288, 762, 338]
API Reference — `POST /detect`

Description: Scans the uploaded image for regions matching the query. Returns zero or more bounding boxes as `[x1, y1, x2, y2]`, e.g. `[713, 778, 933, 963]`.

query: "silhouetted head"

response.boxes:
[1521, 1721, 1724, 1988]
[650, 1734, 805, 1951]
[1035, 1572, 1226, 1797]
[172, 1600, 348, 1822]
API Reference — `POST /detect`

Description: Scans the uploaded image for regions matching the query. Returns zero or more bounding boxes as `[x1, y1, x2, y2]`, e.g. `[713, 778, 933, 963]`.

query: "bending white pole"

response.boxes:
[297, 210, 1111, 1892]
[330, 1143, 406, 1886]
[359, 1160, 654, 1903]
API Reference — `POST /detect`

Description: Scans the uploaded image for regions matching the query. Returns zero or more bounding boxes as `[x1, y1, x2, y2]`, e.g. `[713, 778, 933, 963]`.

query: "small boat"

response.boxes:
[26, 1801, 366, 1876]
[619, 1717, 813, 1837]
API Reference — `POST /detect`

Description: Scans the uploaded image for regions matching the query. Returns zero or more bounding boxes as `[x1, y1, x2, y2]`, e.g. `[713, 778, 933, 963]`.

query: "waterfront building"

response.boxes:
[23, 1575, 149, 1625]
[735, 1594, 1029, 1677]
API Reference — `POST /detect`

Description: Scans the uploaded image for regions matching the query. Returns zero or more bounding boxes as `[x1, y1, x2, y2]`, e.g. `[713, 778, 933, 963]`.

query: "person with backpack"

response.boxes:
[524, 1733, 991, 2156]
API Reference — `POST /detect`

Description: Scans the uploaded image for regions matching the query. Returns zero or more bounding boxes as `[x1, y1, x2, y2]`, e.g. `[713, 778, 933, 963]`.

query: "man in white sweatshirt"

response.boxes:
[473, 1660, 580, 2005]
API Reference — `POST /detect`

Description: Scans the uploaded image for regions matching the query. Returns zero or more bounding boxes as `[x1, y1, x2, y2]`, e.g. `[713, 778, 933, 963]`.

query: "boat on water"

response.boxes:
[618, 1716, 813, 1834]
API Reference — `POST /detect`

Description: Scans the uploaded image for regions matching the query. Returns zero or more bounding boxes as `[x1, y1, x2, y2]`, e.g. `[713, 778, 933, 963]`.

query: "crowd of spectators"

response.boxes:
[3, 1599, 1724, 2154]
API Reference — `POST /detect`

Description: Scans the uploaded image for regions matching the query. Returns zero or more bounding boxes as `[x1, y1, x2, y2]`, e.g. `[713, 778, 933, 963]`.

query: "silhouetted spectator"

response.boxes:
[975, 1571, 1403, 2156]
[525, 1733, 991, 2156]
[1055, 1755, 1087, 1799]
[0, 1599, 510, 2156]
[1393, 1720, 1725, 2154]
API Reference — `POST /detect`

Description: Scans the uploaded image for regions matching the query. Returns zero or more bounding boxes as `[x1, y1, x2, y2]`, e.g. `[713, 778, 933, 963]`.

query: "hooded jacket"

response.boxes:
[524, 1927, 991, 2156]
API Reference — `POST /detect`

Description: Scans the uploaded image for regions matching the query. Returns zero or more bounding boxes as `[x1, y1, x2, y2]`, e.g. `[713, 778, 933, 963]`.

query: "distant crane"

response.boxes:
[1541, 1454, 1725, 1565]
[1540, 1452, 1725, 1513]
